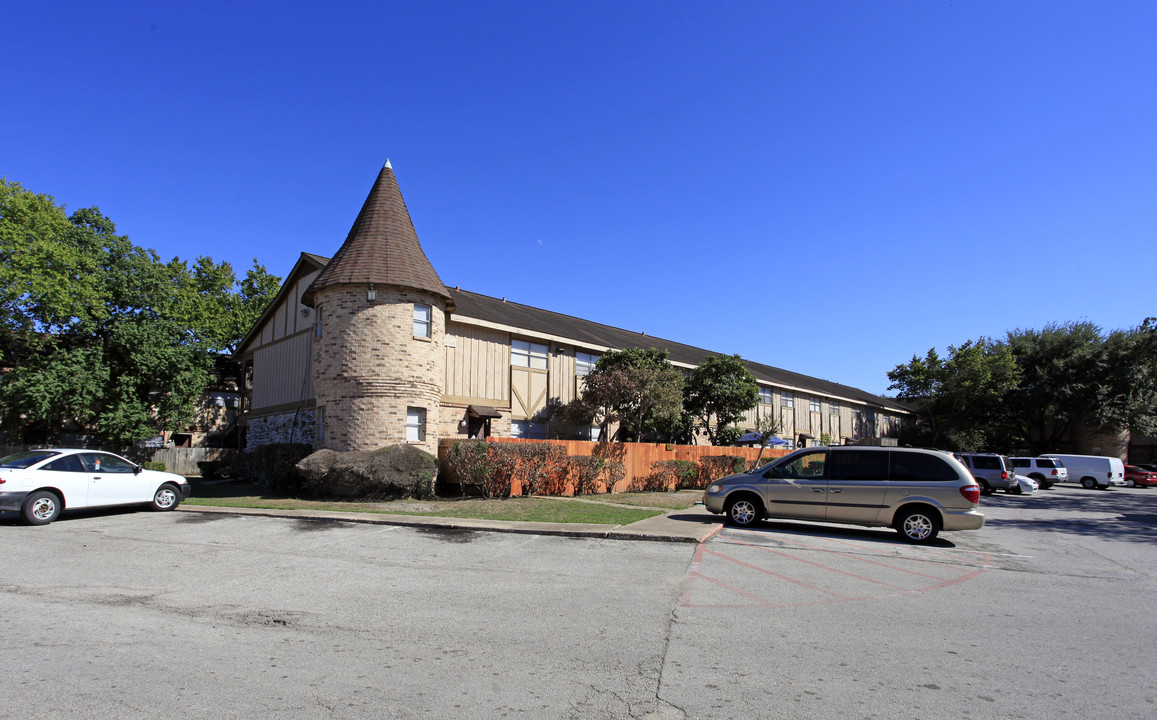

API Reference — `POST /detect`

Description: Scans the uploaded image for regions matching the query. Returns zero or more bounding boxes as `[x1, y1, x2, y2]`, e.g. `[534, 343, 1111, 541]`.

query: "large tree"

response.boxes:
[556, 348, 684, 442]
[684, 354, 760, 445]
[1003, 322, 1105, 453]
[887, 338, 1020, 450]
[0, 179, 278, 445]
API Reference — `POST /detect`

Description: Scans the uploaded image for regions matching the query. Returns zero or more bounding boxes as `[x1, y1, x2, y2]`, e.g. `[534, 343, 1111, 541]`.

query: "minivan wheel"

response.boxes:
[1081, 478, 1096, 490]
[977, 479, 993, 495]
[895, 508, 940, 544]
[725, 497, 761, 528]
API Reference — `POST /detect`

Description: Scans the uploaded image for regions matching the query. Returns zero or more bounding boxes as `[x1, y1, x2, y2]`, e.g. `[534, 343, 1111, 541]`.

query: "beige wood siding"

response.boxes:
[551, 349, 578, 405]
[511, 367, 549, 420]
[444, 322, 509, 403]
[252, 332, 313, 409]
[254, 270, 320, 351]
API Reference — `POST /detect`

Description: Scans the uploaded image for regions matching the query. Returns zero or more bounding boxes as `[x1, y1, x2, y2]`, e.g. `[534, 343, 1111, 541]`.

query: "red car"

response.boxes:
[1124, 465, 1157, 488]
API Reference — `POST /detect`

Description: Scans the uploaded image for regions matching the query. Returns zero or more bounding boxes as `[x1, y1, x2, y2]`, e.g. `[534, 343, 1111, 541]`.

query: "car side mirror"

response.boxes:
[133, 465, 142, 475]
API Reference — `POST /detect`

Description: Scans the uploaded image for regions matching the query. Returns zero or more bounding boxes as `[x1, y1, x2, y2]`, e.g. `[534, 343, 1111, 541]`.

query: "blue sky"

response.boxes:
[5, 1, 1155, 396]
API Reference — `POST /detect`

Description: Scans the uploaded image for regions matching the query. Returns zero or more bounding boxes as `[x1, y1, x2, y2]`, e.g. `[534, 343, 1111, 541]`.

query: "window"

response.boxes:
[511, 420, 547, 439]
[1036, 458, 1058, 469]
[809, 397, 821, 413]
[413, 303, 432, 338]
[759, 387, 773, 405]
[43, 455, 85, 472]
[828, 450, 889, 481]
[79, 453, 135, 473]
[576, 352, 599, 377]
[781, 391, 794, 408]
[889, 452, 958, 482]
[774, 449, 826, 479]
[406, 407, 426, 442]
[315, 307, 323, 337]
[1011, 458, 1030, 469]
[512, 339, 548, 370]
[829, 400, 839, 414]
[316, 407, 325, 445]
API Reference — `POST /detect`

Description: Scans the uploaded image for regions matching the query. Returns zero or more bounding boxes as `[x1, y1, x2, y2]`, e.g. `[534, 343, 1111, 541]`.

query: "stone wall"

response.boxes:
[247, 409, 317, 449]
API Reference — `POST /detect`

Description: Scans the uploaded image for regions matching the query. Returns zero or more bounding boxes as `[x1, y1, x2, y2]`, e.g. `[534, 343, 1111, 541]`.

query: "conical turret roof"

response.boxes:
[302, 161, 454, 310]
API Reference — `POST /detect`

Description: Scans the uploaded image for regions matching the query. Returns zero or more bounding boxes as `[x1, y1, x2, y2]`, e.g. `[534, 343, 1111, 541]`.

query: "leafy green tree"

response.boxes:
[562, 348, 684, 442]
[1003, 322, 1105, 453]
[888, 338, 1020, 450]
[684, 354, 760, 446]
[0, 179, 279, 445]
[1095, 321, 1157, 438]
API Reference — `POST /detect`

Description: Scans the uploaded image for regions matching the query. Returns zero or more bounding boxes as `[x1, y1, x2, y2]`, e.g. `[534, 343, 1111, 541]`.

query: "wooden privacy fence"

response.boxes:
[0, 446, 237, 477]
[438, 437, 790, 494]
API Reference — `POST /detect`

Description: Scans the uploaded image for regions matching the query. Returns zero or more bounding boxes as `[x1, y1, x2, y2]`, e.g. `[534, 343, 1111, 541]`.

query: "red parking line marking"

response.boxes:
[703, 547, 854, 598]
[724, 537, 912, 591]
[734, 530, 950, 581]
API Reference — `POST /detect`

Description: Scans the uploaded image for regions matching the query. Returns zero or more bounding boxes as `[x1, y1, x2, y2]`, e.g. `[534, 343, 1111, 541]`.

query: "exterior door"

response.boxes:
[37, 453, 92, 507]
[825, 449, 891, 524]
[761, 449, 828, 520]
[80, 452, 144, 506]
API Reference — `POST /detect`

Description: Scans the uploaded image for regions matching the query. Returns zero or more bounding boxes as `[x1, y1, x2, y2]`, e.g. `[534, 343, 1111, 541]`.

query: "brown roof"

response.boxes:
[301, 162, 454, 310]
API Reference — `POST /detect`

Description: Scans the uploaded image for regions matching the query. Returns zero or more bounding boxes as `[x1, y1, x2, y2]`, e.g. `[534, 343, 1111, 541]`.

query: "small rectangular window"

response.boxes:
[413, 304, 432, 338]
[512, 339, 548, 370]
[782, 391, 794, 408]
[511, 420, 547, 439]
[406, 407, 426, 442]
[576, 351, 599, 377]
[315, 307, 323, 337]
[809, 397, 821, 413]
[829, 400, 839, 414]
[759, 387, 773, 405]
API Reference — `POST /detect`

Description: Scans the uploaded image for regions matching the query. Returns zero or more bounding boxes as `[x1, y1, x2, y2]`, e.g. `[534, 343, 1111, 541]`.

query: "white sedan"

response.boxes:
[1014, 474, 1039, 495]
[0, 449, 190, 525]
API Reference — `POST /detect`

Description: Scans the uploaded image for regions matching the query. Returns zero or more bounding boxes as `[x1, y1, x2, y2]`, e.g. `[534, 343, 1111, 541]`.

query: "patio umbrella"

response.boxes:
[737, 432, 788, 445]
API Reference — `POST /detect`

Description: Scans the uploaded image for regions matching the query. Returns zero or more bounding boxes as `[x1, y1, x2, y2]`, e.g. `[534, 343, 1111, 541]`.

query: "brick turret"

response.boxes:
[303, 161, 451, 453]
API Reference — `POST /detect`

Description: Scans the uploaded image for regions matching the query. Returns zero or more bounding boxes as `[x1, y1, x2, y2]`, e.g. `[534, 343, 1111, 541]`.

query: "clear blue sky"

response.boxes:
[5, 1, 1155, 396]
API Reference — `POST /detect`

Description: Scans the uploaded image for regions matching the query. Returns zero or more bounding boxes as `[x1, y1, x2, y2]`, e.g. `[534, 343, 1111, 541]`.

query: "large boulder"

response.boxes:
[296, 445, 438, 499]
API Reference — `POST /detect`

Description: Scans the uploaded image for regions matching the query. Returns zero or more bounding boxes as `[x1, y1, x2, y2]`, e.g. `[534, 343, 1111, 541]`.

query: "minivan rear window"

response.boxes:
[890, 452, 960, 482]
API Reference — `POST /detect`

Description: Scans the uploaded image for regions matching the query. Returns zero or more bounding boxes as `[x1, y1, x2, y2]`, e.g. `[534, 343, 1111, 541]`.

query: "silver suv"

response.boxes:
[1009, 457, 1068, 489]
[955, 453, 1017, 494]
[702, 446, 984, 544]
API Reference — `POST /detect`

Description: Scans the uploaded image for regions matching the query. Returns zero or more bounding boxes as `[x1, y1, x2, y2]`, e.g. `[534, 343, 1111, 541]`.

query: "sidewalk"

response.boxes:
[177, 502, 726, 544]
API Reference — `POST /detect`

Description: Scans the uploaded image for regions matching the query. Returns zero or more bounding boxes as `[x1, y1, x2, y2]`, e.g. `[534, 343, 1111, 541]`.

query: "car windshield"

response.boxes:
[0, 450, 61, 468]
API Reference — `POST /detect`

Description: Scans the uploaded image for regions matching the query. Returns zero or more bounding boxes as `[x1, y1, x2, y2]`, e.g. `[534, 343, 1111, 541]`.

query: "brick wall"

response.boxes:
[312, 286, 446, 454]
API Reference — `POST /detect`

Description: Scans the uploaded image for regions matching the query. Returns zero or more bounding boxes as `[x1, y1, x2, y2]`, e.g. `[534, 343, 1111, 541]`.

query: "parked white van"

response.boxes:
[1042, 454, 1126, 490]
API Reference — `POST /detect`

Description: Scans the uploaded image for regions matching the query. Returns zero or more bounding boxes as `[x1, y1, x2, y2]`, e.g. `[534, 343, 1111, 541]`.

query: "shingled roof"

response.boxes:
[446, 288, 911, 413]
[301, 162, 454, 310]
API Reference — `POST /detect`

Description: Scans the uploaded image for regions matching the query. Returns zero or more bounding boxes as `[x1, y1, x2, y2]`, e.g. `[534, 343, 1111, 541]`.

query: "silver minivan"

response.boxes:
[702, 446, 984, 544]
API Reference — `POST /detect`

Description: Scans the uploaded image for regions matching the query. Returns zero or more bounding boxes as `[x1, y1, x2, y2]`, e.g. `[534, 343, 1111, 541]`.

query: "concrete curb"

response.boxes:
[176, 503, 724, 544]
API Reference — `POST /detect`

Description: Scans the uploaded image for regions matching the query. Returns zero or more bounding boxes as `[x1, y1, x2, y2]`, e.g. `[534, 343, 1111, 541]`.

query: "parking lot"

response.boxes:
[3, 485, 1155, 719]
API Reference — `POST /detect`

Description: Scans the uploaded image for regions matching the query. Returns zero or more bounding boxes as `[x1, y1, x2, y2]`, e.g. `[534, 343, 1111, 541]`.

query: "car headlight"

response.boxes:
[707, 484, 722, 494]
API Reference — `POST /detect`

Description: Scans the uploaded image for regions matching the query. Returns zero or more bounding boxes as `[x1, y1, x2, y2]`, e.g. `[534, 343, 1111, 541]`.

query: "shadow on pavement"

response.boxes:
[979, 485, 1157, 543]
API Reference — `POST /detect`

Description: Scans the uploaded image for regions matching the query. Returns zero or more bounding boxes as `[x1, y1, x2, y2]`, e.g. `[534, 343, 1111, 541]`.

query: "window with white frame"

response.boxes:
[511, 420, 547, 439]
[782, 391, 794, 408]
[512, 339, 548, 370]
[576, 351, 599, 377]
[315, 307, 323, 337]
[810, 397, 821, 413]
[405, 407, 426, 442]
[413, 303, 432, 338]
[759, 387, 773, 405]
[829, 400, 839, 414]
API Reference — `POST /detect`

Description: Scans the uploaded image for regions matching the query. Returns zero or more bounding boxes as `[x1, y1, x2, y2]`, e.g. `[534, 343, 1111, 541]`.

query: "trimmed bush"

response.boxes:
[444, 441, 517, 499]
[697, 455, 748, 487]
[142, 461, 167, 472]
[569, 456, 604, 497]
[197, 460, 232, 480]
[235, 442, 314, 493]
[296, 445, 438, 499]
[639, 459, 700, 491]
[506, 443, 567, 497]
[601, 459, 626, 493]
